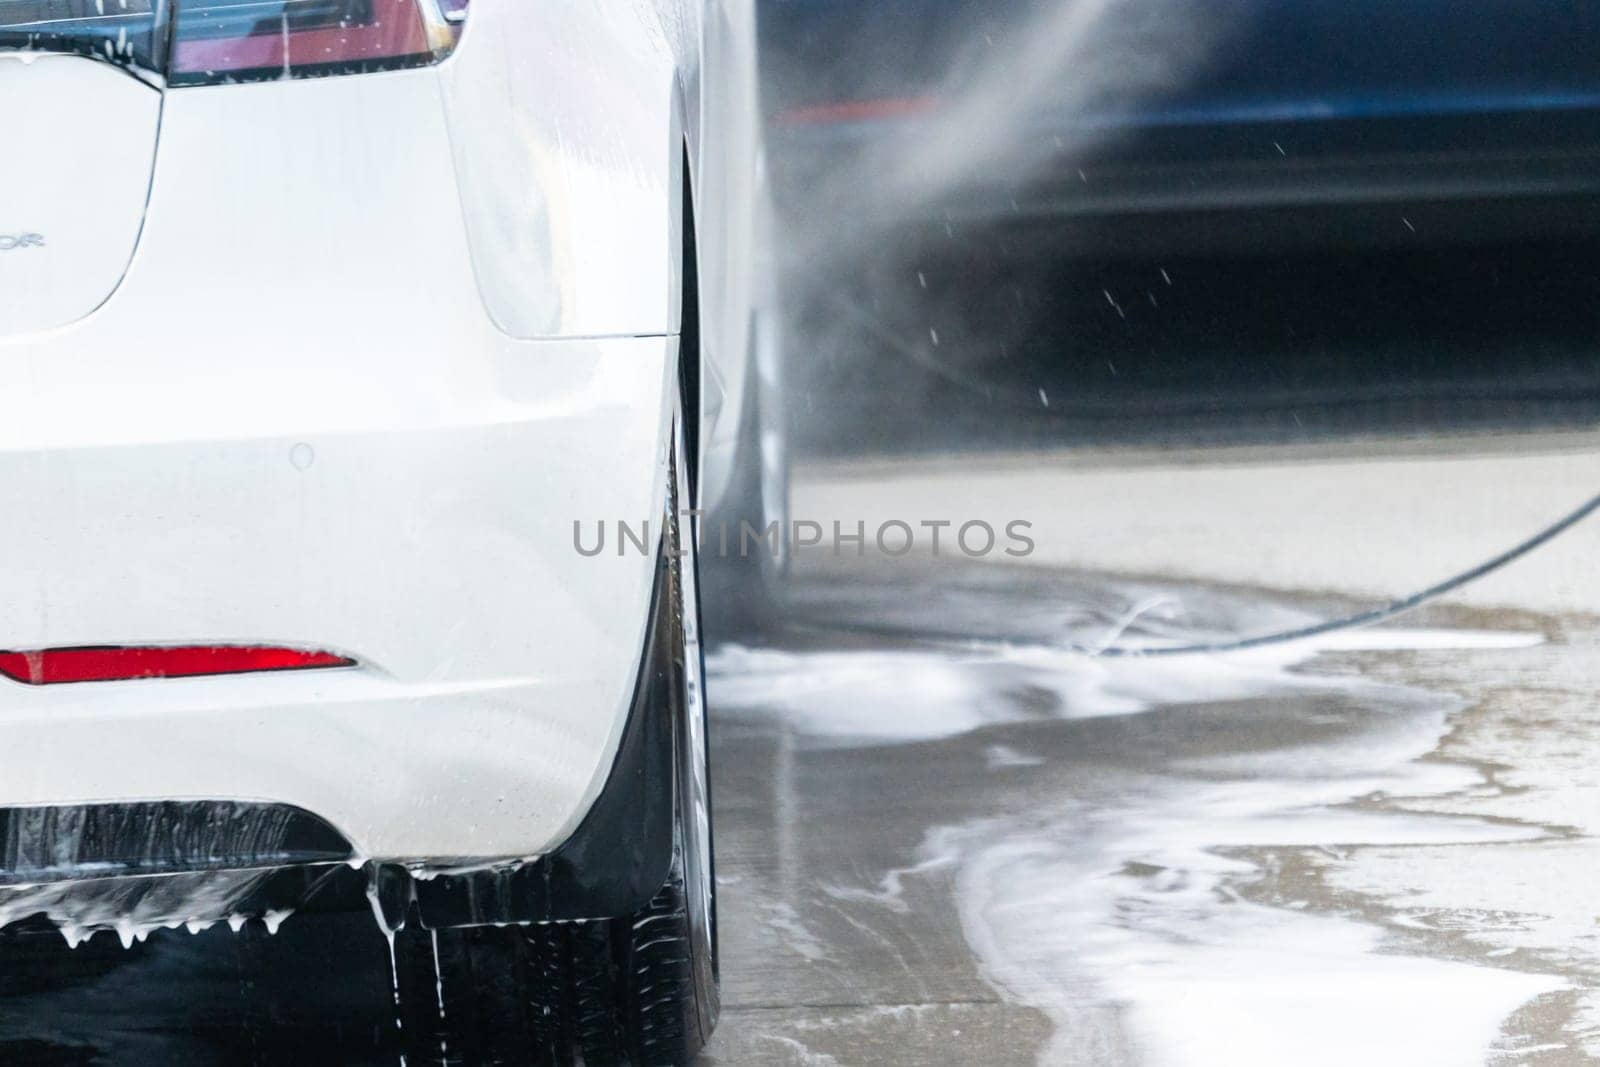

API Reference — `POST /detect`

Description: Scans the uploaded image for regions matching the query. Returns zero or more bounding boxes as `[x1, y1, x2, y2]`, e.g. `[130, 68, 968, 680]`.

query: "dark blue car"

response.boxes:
[760, 0, 1600, 253]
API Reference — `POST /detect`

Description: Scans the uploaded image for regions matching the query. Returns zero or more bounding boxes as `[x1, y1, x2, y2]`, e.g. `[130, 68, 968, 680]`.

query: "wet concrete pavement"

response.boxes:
[699, 534, 1600, 1065]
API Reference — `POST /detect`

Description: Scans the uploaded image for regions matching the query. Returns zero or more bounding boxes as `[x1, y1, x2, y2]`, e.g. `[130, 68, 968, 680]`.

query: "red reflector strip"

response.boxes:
[0, 647, 355, 686]
[773, 96, 940, 127]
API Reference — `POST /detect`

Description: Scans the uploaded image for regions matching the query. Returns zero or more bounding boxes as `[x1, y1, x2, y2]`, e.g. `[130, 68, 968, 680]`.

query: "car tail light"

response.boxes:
[0, 646, 356, 685]
[0, 0, 468, 84]
[169, 0, 466, 86]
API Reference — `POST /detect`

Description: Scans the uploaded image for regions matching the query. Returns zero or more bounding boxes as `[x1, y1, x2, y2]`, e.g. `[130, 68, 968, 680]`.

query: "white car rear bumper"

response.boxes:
[0, 329, 675, 862]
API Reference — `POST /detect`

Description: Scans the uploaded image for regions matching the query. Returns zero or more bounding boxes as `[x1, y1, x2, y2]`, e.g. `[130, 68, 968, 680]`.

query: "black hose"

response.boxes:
[1080, 489, 1600, 657]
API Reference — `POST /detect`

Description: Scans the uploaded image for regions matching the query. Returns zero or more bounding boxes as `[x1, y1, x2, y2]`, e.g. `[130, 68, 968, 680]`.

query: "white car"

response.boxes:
[0, 0, 769, 1059]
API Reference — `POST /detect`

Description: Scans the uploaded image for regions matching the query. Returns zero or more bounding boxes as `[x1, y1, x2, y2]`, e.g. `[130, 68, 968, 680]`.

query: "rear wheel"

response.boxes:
[394, 406, 717, 1066]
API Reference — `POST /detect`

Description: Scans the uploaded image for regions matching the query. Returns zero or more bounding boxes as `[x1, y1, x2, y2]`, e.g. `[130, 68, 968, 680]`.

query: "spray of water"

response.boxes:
[772, 0, 1233, 243]
[758, 0, 1242, 455]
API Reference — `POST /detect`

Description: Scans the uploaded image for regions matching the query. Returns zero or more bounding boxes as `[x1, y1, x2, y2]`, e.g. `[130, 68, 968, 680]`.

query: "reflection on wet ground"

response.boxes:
[701, 559, 1600, 1065]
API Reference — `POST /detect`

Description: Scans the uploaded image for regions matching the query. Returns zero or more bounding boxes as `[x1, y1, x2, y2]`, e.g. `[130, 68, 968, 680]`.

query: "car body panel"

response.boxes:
[693, 0, 765, 516]
[440, 1, 680, 340]
[0, 56, 160, 336]
[0, 0, 761, 866]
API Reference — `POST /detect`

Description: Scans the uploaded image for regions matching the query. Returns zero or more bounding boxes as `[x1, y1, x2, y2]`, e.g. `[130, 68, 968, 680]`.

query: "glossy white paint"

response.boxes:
[440, 3, 681, 339]
[694, 0, 765, 513]
[0, 0, 757, 861]
[432, 0, 759, 511]
[0, 56, 160, 336]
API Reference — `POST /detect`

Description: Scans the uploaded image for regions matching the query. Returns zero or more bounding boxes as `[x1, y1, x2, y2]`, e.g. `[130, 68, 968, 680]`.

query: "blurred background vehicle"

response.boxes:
[754, 0, 1600, 458]
[762, 0, 1600, 253]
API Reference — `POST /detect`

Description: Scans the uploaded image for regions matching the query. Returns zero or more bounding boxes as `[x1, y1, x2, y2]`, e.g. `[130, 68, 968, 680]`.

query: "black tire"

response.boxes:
[393, 419, 718, 1067]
